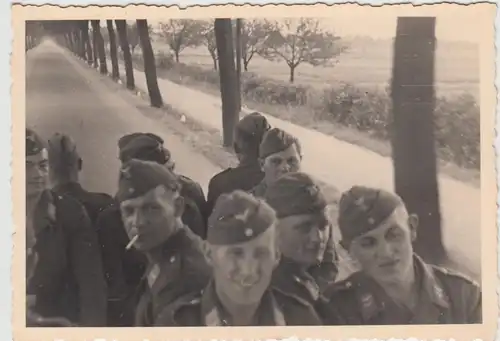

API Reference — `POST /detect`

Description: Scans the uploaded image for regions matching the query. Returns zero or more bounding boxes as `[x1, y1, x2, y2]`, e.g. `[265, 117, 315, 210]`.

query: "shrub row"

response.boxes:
[133, 50, 481, 170]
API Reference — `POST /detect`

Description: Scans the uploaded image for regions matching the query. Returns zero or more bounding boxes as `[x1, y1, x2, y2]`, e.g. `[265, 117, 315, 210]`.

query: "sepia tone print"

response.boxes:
[12, 3, 497, 341]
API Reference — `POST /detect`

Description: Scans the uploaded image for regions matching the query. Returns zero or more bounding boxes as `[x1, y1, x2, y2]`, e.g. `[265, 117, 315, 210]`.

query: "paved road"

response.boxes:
[26, 40, 220, 197]
[110, 54, 482, 277]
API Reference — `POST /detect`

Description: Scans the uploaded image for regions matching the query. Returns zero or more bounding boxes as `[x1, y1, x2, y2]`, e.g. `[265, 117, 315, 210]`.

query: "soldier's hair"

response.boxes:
[47, 133, 81, 180]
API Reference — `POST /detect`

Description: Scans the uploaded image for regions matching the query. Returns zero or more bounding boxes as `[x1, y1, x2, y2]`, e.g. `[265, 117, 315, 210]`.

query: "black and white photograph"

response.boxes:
[14, 3, 497, 340]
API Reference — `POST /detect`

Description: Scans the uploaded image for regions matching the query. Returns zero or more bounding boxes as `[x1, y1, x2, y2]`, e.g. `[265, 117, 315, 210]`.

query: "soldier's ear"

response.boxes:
[204, 244, 214, 266]
[77, 158, 83, 171]
[408, 213, 419, 241]
[259, 158, 266, 171]
[173, 195, 185, 218]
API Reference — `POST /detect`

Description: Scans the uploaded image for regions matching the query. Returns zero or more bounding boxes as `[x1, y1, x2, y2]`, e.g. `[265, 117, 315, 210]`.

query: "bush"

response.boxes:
[147, 56, 480, 170]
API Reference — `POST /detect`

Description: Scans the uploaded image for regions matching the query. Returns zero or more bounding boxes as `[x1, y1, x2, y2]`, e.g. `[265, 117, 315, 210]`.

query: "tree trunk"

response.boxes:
[92, 27, 99, 69]
[235, 19, 242, 112]
[243, 59, 249, 71]
[211, 52, 218, 70]
[289, 65, 295, 83]
[136, 19, 163, 108]
[81, 21, 93, 65]
[107, 20, 120, 80]
[91, 20, 108, 75]
[391, 17, 444, 264]
[215, 19, 239, 147]
[175, 51, 180, 63]
[115, 20, 135, 90]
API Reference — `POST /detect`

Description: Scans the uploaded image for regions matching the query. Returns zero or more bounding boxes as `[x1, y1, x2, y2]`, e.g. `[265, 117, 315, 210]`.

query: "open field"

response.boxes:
[152, 36, 480, 99]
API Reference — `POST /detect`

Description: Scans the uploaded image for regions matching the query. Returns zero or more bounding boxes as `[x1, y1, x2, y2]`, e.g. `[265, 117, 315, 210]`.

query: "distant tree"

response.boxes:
[90, 23, 99, 69]
[260, 18, 347, 83]
[115, 19, 135, 90]
[158, 19, 203, 63]
[126, 22, 140, 53]
[91, 20, 108, 75]
[239, 19, 272, 71]
[137, 19, 163, 108]
[106, 20, 120, 80]
[199, 20, 218, 70]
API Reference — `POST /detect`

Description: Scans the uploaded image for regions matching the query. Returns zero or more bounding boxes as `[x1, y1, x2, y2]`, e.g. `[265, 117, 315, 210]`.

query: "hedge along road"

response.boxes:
[100, 53, 482, 277]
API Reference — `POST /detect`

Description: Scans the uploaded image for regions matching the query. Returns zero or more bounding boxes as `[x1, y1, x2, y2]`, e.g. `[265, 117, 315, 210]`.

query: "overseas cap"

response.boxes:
[116, 159, 180, 203]
[207, 190, 276, 246]
[259, 128, 300, 160]
[338, 186, 405, 244]
[234, 112, 271, 144]
[265, 172, 327, 218]
[26, 128, 45, 156]
[118, 132, 171, 164]
[47, 133, 80, 170]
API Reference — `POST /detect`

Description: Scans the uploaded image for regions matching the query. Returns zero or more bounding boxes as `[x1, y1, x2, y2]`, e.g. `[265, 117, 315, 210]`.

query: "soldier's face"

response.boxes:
[120, 186, 184, 252]
[26, 149, 49, 198]
[207, 228, 280, 306]
[261, 145, 301, 184]
[277, 212, 330, 266]
[347, 206, 418, 284]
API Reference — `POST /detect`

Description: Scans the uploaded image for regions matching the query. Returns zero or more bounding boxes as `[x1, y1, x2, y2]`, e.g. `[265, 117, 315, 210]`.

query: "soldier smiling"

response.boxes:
[318, 185, 482, 325]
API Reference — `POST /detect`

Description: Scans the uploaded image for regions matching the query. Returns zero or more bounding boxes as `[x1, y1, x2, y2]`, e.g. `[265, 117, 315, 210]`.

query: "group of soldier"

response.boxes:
[25, 112, 482, 327]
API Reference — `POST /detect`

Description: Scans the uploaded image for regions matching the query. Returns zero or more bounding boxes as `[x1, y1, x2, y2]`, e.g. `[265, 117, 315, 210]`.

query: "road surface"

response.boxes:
[26, 39, 220, 197]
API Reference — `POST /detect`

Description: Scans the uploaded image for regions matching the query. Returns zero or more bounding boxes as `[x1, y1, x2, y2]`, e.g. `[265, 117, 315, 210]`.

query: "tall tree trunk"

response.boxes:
[174, 50, 180, 63]
[211, 52, 218, 70]
[136, 19, 163, 108]
[81, 21, 93, 65]
[92, 27, 99, 69]
[235, 19, 242, 112]
[107, 20, 120, 80]
[115, 20, 135, 90]
[244, 59, 249, 71]
[289, 64, 295, 83]
[215, 19, 239, 147]
[391, 17, 444, 264]
[91, 20, 108, 75]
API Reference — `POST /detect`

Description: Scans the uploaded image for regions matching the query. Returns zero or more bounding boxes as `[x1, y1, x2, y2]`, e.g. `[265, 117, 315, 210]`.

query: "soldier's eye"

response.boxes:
[228, 248, 244, 258]
[359, 237, 376, 248]
[254, 248, 270, 259]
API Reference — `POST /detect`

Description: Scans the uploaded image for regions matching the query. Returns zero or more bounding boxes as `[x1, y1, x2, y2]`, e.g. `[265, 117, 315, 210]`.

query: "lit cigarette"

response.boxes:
[126, 235, 139, 250]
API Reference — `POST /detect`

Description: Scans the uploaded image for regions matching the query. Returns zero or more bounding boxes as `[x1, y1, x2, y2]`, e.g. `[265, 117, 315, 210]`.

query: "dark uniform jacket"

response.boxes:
[317, 254, 482, 325]
[272, 258, 323, 305]
[154, 280, 322, 326]
[133, 227, 211, 326]
[206, 161, 264, 219]
[27, 190, 107, 326]
[178, 175, 208, 239]
[52, 182, 114, 225]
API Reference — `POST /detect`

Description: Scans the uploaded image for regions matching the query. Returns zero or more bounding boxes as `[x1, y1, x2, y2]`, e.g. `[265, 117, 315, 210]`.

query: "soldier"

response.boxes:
[118, 132, 207, 238]
[96, 132, 207, 326]
[25, 128, 107, 326]
[206, 112, 271, 217]
[154, 190, 322, 326]
[318, 186, 482, 325]
[251, 128, 339, 296]
[265, 172, 338, 304]
[47, 132, 114, 225]
[115, 159, 211, 326]
[249, 128, 301, 198]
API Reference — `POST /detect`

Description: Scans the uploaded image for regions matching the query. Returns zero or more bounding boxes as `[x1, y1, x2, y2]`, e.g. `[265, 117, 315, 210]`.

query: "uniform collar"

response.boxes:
[352, 253, 450, 321]
[201, 280, 285, 326]
[273, 258, 320, 302]
[413, 254, 450, 309]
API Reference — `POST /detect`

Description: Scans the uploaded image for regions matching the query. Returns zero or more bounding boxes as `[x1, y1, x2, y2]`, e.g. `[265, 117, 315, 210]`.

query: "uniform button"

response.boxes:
[169, 256, 176, 263]
[346, 281, 352, 288]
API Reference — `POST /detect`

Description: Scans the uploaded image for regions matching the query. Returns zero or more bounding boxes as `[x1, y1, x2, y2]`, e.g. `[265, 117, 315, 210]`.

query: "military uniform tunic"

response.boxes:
[154, 281, 322, 326]
[133, 227, 211, 326]
[318, 255, 482, 325]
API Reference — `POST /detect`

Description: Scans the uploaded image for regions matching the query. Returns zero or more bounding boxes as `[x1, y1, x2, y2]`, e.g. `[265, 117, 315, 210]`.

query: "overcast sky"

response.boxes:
[125, 5, 485, 43]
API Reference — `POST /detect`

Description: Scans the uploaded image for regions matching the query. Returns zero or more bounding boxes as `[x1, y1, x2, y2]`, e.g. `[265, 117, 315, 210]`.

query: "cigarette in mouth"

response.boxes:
[126, 235, 139, 250]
